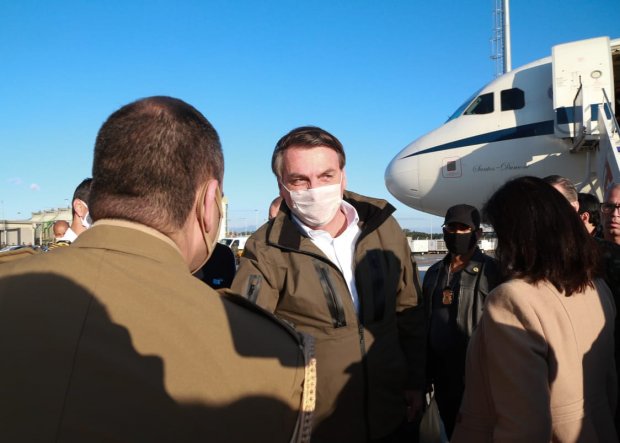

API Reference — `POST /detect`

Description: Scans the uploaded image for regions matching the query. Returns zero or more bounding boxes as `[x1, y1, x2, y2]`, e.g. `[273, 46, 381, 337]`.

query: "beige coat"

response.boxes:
[452, 278, 617, 443]
[0, 220, 313, 443]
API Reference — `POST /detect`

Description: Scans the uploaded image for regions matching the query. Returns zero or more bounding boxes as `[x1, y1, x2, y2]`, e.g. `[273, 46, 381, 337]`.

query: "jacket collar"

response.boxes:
[266, 190, 395, 253]
[443, 247, 486, 276]
[72, 219, 189, 273]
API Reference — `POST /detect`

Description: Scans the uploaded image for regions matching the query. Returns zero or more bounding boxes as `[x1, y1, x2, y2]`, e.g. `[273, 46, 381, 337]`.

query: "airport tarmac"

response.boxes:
[414, 253, 443, 279]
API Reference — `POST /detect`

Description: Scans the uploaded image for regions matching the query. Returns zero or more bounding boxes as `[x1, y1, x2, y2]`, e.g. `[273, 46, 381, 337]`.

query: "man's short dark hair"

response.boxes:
[604, 183, 620, 201]
[71, 178, 92, 217]
[272, 126, 346, 178]
[89, 96, 223, 232]
[577, 192, 601, 227]
[483, 176, 601, 296]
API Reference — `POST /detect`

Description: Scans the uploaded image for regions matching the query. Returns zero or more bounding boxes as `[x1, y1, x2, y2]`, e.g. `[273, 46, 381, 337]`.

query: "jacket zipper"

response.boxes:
[357, 286, 370, 439]
[315, 264, 347, 328]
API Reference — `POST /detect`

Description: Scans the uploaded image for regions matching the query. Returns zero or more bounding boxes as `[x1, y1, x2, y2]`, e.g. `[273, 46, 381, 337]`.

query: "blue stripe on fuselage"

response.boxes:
[401, 120, 555, 159]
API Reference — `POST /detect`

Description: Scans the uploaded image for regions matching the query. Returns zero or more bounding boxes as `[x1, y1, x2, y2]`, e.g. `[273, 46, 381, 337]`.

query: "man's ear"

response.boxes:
[341, 168, 347, 191]
[475, 228, 483, 240]
[73, 199, 87, 217]
[203, 179, 220, 234]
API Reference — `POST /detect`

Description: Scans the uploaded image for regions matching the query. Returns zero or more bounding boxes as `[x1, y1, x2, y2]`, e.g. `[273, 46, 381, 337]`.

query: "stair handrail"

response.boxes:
[601, 88, 620, 136]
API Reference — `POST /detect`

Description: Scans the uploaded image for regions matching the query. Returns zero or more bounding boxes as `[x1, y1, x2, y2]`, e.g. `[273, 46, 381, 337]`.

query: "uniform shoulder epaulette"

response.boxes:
[47, 240, 72, 251]
[218, 289, 303, 344]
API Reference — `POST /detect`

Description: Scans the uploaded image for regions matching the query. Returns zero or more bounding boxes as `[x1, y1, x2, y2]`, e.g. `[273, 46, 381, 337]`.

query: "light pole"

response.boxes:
[1, 200, 4, 247]
[1, 200, 5, 247]
[17, 212, 23, 245]
[32, 223, 38, 246]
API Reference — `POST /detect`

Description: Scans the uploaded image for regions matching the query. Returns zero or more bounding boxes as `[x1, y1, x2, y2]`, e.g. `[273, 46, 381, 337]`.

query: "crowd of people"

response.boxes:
[1, 95, 620, 442]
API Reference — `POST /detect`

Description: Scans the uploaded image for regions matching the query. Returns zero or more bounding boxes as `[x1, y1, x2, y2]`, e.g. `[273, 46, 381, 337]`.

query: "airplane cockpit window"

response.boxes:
[446, 89, 482, 122]
[501, 88, 525, 111]
[464, 92, 494, 115]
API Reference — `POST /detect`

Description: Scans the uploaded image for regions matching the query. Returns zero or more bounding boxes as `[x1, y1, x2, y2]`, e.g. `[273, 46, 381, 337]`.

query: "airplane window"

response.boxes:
[501, 88, 525, 111]
[464, 92, 494, 115]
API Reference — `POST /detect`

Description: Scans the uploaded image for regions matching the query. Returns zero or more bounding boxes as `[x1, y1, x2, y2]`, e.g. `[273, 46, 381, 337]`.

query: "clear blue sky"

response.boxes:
[1, 0, 618, 232]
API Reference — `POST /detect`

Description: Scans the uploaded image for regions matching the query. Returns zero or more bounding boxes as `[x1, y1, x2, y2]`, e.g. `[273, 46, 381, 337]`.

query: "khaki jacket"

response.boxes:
[0, 220, 314, 443]
[452, 278, 618, 443]
[232, 191, 426, 442]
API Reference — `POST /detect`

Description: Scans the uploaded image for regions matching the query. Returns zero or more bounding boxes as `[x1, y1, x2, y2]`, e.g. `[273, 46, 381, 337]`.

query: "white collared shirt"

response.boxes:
[293, 201, 362, 311]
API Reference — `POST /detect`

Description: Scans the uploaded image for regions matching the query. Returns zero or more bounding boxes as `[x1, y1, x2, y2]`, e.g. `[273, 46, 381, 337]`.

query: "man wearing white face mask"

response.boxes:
[233, 126, 427, 443]
[59, 178, 93, 242]
[0, 97, 315, 442]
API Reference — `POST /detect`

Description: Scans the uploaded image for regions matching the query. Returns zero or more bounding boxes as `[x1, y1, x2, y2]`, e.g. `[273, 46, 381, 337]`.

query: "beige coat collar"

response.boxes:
[72, 219, 188, 272]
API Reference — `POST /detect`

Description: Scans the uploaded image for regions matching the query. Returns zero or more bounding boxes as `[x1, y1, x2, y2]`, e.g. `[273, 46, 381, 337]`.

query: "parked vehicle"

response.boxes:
[219, 236, 249, 257]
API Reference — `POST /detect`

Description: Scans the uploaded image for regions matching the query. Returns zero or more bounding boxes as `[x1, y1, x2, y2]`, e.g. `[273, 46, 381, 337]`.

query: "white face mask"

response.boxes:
[282, 177, 343, 227]
[77, 200, 92, 229]
[80, 212, 92, 229]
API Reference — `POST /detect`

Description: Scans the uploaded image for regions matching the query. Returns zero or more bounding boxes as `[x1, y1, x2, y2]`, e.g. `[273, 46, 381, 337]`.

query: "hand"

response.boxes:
[405, 389, 424, 422]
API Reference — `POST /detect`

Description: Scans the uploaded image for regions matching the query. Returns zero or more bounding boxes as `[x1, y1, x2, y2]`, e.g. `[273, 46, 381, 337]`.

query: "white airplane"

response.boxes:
[385, 36, 620, 216]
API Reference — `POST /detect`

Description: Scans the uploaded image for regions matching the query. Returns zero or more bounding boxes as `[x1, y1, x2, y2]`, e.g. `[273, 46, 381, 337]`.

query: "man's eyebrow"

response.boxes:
[319, 168, 338, 175]
[286, 168, 338, 179]
[286, 172, 309, 179]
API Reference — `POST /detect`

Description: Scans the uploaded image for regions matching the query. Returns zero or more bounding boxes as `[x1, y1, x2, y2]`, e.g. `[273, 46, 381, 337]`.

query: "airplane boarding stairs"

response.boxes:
[552, 36, 620, 196]
[596, 89, 620, 196]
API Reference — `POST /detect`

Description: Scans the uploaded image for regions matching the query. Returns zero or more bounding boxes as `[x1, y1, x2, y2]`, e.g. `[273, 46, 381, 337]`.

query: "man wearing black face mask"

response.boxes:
[422, 204, 501, 438]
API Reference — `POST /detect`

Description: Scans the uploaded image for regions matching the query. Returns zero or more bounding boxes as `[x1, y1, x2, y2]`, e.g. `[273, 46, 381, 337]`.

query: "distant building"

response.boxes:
[1, 207, 71, 247]
[1, 199, 229, 247]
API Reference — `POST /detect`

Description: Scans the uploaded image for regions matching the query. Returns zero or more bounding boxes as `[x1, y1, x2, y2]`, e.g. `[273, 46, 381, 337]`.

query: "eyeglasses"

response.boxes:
[600, 203, 620, 214]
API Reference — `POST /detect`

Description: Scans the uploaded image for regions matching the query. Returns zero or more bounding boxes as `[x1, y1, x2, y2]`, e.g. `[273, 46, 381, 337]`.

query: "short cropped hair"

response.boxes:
[604, 183, 620, 201]
[71, 178, 92, 217]
[577, 192, 601, 227]
[89, 96, 223, 233]
[272, 126, 346, 178]
[543, 174, 578, 204]
[483, 176, 601, 296]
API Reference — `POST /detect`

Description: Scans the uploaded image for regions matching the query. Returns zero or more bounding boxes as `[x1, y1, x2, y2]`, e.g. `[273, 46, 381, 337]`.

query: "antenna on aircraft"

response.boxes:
[490, 0, 512, 76]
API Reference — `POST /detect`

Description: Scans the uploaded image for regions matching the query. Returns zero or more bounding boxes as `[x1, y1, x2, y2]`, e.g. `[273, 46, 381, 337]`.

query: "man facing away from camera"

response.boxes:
[0, 97, 314, 443]
[232, 126, 426, 443]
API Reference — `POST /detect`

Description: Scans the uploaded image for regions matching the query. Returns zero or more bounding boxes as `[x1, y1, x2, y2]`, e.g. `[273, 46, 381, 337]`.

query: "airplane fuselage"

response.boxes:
[386, 37, 619, 216]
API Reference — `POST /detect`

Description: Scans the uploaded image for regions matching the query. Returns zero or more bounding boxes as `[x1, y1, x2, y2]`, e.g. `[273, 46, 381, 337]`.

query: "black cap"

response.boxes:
[443, 204, 480, 229]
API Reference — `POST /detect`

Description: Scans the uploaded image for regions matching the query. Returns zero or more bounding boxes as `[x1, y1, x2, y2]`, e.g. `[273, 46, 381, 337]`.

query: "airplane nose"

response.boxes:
[384, 154, 420, 207]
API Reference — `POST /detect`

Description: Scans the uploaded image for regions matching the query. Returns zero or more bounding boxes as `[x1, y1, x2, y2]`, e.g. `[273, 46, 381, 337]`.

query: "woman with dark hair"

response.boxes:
[452, 176, 617, 442]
